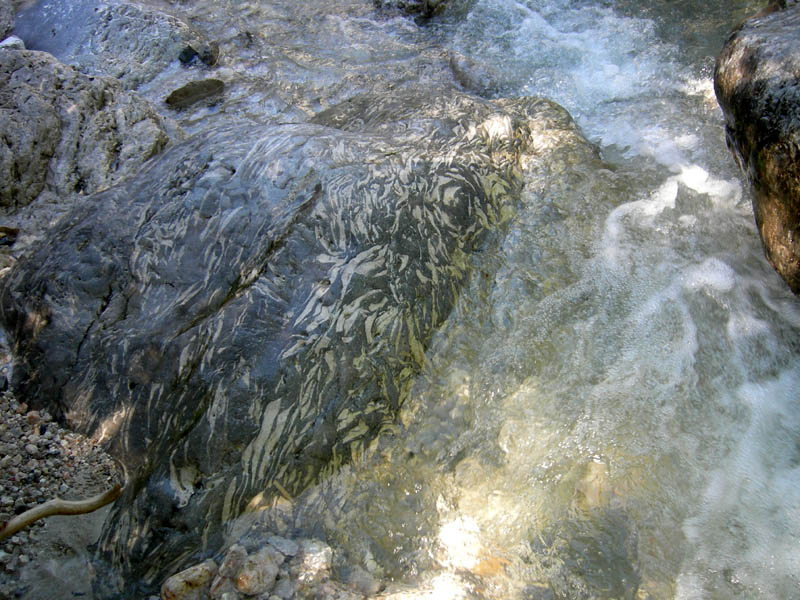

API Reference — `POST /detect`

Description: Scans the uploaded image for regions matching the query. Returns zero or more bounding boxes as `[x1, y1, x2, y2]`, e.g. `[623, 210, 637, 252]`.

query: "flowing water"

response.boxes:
[14, 0, 800, 598]
[272, 1, 800, 598]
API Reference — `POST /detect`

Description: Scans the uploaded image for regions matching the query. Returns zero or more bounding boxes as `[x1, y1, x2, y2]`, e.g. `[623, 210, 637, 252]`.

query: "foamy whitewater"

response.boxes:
[290, 1, 800, 598]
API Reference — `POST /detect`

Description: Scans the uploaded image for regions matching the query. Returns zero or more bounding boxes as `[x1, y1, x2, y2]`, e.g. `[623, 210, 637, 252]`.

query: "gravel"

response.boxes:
[0, 390, 123, 598]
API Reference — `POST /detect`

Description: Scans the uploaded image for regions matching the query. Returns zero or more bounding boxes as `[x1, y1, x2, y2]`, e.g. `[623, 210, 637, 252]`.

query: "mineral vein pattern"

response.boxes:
[0, 90, 575, 591]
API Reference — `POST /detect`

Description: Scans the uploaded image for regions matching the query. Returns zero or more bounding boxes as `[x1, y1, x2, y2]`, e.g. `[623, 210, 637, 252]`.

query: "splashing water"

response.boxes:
[278, 1, 800, 598]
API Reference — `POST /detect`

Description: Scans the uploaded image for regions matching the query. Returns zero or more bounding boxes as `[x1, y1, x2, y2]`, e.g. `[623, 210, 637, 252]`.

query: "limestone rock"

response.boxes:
[13, 0, 219, 90]
[235, 547, 279, 596]
[0, 36, 24, 50]
[374, 0, 451, 19]
[715, 3, 800, 293]
[0, 87, 592, 595]
[0, 49, 173, 218]
[160, 559, 218, 600]
[292, 539, 333, 585]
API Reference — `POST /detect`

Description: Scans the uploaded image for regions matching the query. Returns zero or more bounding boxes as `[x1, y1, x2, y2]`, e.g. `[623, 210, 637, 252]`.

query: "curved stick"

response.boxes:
[0, 483, 122, 541]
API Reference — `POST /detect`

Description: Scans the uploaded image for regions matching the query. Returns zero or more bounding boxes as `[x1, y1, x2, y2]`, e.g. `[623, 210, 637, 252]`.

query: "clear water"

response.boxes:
[272, 1, 800, 598]
[16, 0, 800, 597]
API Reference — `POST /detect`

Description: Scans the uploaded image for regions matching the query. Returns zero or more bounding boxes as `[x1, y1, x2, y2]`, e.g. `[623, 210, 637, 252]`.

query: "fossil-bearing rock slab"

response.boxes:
[0, 49, 174, 244]
[715, 2, 800, 293]
[0, 88, 586, 596]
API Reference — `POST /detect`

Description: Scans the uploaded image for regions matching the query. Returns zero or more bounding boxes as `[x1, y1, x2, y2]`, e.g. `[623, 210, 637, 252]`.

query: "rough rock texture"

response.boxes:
[374, 0, 451, 19]
[0, 86, 582, 596]
[13, 0, 219, 90]
[715, 2, 800, 293]
[0, 49, 173, 219]
[0, 2, 13, 41]
[0, 392, 122, 600]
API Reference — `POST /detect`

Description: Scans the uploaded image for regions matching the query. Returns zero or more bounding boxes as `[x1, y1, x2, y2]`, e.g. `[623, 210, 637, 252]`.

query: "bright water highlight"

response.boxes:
[283, 1, 800, 598]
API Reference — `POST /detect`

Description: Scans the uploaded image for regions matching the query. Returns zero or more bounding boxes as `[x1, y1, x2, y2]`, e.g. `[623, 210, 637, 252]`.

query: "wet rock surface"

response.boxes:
[0, 48, 176, 251]
[715, 1, 800, 293]
[165, 79, 225, 109]
[373, 0, 451, 19]
[13, 0, 219, 90]
[160, 537, 372, 600]
[0, 1, 608, 598]
[1, 85, 575, 595]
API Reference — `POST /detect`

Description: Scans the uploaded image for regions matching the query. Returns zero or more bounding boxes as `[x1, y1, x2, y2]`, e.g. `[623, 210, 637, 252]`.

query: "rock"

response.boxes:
[271, 577, 295, 600]
[448, 52, 499, 96]
[235, 547, 279, 596]
[715, 3, 800, 293]
[267, 536, 299, 558]
[218, 544, 248, 579]
[343, 565, 381, 596]
[374, 0, 451, 19]
[293, 540, 333, 585]
[160, 559, 218, 600]
[209, 574, 238, 599]
[13, 0, 219, 90]
[165, 79, 225, 110]
[0, 88, 594, 595]
[178, 43, 220, 68]
[0, 49, 174, 218]
[0, 37, 24, 50]
[0, 3, 13, 41]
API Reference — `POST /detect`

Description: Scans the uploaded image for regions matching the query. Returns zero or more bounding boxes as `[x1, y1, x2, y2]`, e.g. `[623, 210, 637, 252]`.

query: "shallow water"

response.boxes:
[271, 1, 800, 598]
[13, 0, 800, 597]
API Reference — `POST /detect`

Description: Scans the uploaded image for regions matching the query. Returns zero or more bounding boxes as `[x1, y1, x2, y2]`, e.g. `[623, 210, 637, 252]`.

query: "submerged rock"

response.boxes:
[13, 0, 219, 90]
[374, 0, 451, 19]
[0, 49, 173, 223]
[166, 79, 225, 110]
[715, 2, 800, 293]
[0, 86, 585, 595]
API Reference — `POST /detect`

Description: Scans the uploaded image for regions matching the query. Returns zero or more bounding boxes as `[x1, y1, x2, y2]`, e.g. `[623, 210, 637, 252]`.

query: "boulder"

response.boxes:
[715, 2, 800, 293]
[0, 87, 588, 595]
[0, 49, 173, 238]
[374, 0, 451, 19]
[13, 0, 219, 90]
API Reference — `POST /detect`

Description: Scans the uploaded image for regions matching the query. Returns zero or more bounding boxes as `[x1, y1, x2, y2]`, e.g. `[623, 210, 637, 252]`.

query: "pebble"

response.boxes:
[267, 535, 299, 557]
[293, 539, 332, 585]
[218, 544, 247, 578]
[0, 391, 123, 599]
[235, 546, 279, 596]
[0, 36, 25, 50]
[160, 559, 218, 600]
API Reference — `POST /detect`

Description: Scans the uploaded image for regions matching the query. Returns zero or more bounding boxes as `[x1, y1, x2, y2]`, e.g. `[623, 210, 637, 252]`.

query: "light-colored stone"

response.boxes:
[271, 577, 295, 600]
[344, 565, 381, 596]
[0, 36, 24, 50]
[294, 539, 333, 584]
[161, 559, 218, 600]
[218, 544, 247, 578]
[267, 535, 299, 557]
[234, 547, 279, 596]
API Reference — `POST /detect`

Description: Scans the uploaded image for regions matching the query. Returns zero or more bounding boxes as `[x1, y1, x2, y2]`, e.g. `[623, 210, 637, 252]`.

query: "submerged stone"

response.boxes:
[13, 0, 218, 90]
[165, 79, 225, 110]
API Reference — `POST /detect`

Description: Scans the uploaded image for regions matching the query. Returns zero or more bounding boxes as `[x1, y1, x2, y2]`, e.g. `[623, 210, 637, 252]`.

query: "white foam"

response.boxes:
[680, 368, 800, 597]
